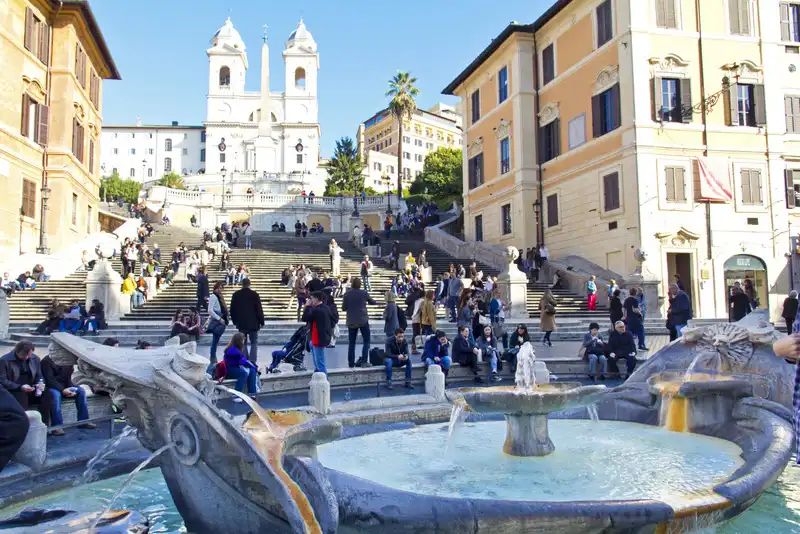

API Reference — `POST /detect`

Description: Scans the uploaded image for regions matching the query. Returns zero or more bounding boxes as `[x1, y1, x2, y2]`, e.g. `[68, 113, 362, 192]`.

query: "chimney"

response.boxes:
[171, 120, 178, 126]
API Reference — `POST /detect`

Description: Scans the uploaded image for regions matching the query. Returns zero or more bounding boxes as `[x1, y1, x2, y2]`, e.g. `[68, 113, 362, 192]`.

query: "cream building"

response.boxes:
[444, 0, 800, 322]
[356, 104, 463, 190]
[0, 0, 119, 257]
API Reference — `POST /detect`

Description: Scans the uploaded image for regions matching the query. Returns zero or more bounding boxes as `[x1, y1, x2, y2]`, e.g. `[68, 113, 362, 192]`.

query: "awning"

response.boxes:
[697, 157, 733, 202]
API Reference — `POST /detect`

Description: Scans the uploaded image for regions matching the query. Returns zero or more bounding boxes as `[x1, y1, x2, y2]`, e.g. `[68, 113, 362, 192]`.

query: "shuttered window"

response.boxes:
[655, 0, 678, 29]
[592, 83, 621, 137]
[665, 167, 687, 202]
[474, 215, 483, 242]
[468, 153, 484, 189]
[729, 0, 751, 35]
[20, 94, 48, 147]
[740, 169, 762, 205]
[729, 83, 766, 127]
[21, 179, 36, 218]
[786, 95, 800, 133]
[786, 169, 800, 209]
[603, 172, 621, 212]
[780, 3, 800, 42]
[24, 8, 50, 64]
[71, 118, 84, 162]
[89, 71, 100, 109]
[546, 193, 559, 228]
[653, 78, 692, 123]
[471, 90, 481, 124]
[75, 44, 87, 88]
[539, 120, 561, 164]
[501, 204, 512, 235]
[596, 0, 613, 48]
[71, 194, 78, 226]
[542, 44, 555, 85]
[88, 138, 95, 173]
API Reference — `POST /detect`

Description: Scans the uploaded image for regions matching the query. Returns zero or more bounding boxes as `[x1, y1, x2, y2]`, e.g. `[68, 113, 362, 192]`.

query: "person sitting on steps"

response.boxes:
[422, 330, 451, 376]
[607, 320, 637, 379]
[41, 355, 96, 436]
[222, 333, 259, 402]
[452, 326, 483, 383]
[582, 322, 608, 382]
[384, 328, 414, 390]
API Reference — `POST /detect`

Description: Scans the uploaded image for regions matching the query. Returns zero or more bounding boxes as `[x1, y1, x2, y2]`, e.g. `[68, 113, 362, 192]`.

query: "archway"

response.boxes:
[308, 214, 331, 233]
[723, 254, 768, 316]
[295, 67, 306, 89]
[219, 66, 231, 86]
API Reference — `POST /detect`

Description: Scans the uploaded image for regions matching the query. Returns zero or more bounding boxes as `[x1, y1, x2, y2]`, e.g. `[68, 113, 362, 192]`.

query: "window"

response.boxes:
[148, 148, 154, 155]
[546, 193, 559, 227]
[374, 162, 381, 170]
[75, 44, 87, 89]
[295, 67, 306, 89]
[149, 133, 153, 138]
[415, 139, 423, 147]
[130, 168, 135, 178]
[297, 154, 303, 164]
[596, 0, 613, 48]
[89, 71, 100, 108]
[182, 148, 188, 155]
[498, 66, 508, 103]
[415, 154, 423, 162]
[219, 153, 225, 163]
[130, 148, 136, 155]
[415, 170, 422, 177]
[654, 77, 692, 123]
[665, 167, 687, 202]
[730, 83, 766, 127]
[542, 45, 555, 85]
[729, 0, 751, 35]
[500, 137, 511, 174]
[164, 157, 172, 172]
[147, 168, 153, 178]
[786, 96, 800, 133]
[471, 90, 481, 124]
[568, 114, 586, 149]
[71, 117, 85, 163]
[20, 94, 48, 147]
[388, 165, 394, 174]
[468, 153, 484, 189]
[403, 136, 411, 143]
[71, 193, 78, 226]
[113, 148, 118, 155]
[655, 0, 678, 29]
[603, 172, 620, 211]
[219, 66, 231, 86]
[740, 169, 762, 204]
[88, 139, 94, 172]
[404, 168, 411, 178]
[21, 179, 36, 218]
[23, 8, 50, 64]
[781, 3, 800, 42]
[501, 204, 512, 235]
[403, 152, 411, 159]
[475, 215, 483, 242]
[200, 148, 206, 162]
[786, 169, 800, 208]
[87, 205, 92, 233]
[426, 142, 434, 150]
[165, 138, 172, 151]
[131, 133, 135, 138]
[539, 120, 560, 163]
[592, 84, 621, 137]
[183, 133, 187, 139]
[201, 131, 206, 143]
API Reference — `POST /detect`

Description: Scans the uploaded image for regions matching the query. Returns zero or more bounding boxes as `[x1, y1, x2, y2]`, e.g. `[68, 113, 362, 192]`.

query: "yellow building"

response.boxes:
[444, 0, 800, 321]
[0, 0, 119, 257]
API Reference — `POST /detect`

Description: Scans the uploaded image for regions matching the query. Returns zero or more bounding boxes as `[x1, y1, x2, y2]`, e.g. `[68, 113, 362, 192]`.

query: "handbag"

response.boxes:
[478, 314, 491, 326]
[544, 304, 556, 315]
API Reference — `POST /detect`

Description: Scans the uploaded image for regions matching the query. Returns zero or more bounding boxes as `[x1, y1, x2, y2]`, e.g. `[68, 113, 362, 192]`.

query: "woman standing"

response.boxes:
[610, 289, 624, 328]
[208, 282, 228, 364]
[539, 289, 557, 347]
[420, 290, 436, 337]
[587, 275, 598, 311]
[382, 292, 402, 339]
[329, 239, 344, 276]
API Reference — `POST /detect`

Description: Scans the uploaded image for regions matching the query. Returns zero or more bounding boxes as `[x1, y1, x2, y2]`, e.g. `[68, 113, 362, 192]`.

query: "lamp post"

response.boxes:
[141, 158, 146, 183]
[532, 199, 541, 247]
[382, 172, 392, 214]
[351, 171, 360, 217]
[220, 166, 227, 211]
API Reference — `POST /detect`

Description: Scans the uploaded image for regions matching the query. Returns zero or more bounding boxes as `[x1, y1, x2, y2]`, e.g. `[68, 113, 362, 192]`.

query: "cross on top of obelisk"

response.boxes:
[262, 24, 268, 43]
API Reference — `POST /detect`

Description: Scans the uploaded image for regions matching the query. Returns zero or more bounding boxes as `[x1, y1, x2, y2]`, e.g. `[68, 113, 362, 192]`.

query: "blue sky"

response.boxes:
[92, 0, 552, 156]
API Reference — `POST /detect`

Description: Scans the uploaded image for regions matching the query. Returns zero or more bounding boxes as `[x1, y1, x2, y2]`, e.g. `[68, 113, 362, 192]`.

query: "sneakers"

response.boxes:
[473, 375, 485, 384]
[490, 373, 502, 382]
[639, 346, 649, 351]
[385, 382, 393, 390]
[404, 382, 415, 389]
[232, 397, 244, 403]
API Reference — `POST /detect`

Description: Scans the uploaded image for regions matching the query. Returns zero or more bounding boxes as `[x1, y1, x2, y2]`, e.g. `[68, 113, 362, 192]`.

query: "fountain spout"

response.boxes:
[514, 343, 537, 391]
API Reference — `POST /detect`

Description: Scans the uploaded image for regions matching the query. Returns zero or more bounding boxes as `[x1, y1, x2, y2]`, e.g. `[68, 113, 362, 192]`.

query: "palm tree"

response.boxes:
[386, 72, 419, 199]
[159, 171, 186, 190]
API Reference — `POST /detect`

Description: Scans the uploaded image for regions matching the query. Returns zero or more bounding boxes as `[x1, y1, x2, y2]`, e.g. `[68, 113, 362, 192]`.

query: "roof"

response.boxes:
[362, 107, 459, 129]
[103, 124, 205, 130]
[56, 1, 121, 80]
[441, 0, 573, 95]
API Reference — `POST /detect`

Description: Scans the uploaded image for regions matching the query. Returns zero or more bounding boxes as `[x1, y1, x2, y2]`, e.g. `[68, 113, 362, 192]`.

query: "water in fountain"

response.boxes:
[514, 343, 537, 392]
[446, 399, 470, 450]
[586, 404, 599, 422]
[75, 426, 137, 486]
[216, 385, 277, 438]
[88, 442, 174, 532]
[684, 350, 723, 380]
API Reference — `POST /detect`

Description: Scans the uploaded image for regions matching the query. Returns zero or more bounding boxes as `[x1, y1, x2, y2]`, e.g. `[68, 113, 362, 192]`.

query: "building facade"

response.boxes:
[445, 0, 800, 321]
[100, 122, 205, 182]
[0, 0, 119, 257]
[356, 104, 463, 189]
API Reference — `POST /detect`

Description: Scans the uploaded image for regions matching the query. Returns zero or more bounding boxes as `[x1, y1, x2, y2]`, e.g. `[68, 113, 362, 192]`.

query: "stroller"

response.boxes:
[268, 325, 309, 373]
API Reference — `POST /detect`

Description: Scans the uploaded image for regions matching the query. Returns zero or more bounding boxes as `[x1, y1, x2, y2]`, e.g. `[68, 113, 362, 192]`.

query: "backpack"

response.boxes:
[397, 304, 408, 331]
[368, 347, 386, 366]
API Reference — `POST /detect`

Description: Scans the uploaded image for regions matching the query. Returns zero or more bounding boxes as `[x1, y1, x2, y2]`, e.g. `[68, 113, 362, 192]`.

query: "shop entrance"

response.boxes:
[723, 255, 768, 318]
[667, 252, 693, 303]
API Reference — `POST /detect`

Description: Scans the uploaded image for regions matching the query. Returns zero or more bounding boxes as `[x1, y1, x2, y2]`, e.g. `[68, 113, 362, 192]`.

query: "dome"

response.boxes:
[286, 18, 316, 50]
[211, 17, 246, 51]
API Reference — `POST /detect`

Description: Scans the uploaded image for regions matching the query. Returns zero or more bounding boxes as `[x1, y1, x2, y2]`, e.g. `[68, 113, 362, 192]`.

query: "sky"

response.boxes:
[92, 0, 553, 157]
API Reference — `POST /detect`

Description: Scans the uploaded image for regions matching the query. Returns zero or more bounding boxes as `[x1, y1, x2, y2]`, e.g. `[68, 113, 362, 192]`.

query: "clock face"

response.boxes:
[217, 103, 232, 117]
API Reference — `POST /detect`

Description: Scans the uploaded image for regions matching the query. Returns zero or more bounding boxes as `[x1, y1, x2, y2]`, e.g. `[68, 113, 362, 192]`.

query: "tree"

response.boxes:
[386, 72, 419, 199]
[324, 137, 366, 196]
[99, 171, 141, 204]
[159, 172, 186, 190]
[410, 147, 463, 199]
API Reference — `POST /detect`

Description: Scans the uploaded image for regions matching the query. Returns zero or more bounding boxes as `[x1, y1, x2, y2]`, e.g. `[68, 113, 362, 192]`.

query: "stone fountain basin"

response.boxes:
[452, 383, 608, 415]
[646, 372, 763, 400]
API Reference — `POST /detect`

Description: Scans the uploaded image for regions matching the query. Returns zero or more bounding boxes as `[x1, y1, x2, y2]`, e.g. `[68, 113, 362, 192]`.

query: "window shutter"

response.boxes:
[729, 0, 741, 34]
[781, 3, 792, 41]
[753, 84, 767, 126]
[37, 104, 48, 147]
[592, 94, 602, 137]
[787, 169, 795, 209]
[741, 170, 752, 203]
[553, 119, 561, 158]
[739, 0, 751, 35]
[38, 23, 50, 64]
[20, 94, 30, 138]
[89, 139, 94, 173]
[653, 77, 663, 121]
[24, 8, 34, 51]
[612, 84, 621, 129]
[665, 167, 676, 201]
[729, 83, 740, 126]
[71, 118, 78, 156]
[755, 170, 763, 203]
[665, 0, 677, 28]
[604, 174, 613, 211]
[655, 0, 666, 27]
[680, 79, 693, 123]
[786, 96, 794, 133]
[675, 167, 686, 202]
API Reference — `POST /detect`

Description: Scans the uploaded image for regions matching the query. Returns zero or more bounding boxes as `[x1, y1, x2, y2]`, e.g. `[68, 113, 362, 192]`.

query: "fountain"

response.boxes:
[15, 310, 793, 534]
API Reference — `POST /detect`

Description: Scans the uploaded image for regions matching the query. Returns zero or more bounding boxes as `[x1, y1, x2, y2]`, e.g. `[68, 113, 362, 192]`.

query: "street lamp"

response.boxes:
[382, 173, 392, 214]
[532, 199, 542, 247]
[220, 166, 227, 211]
[351, 171, 360, 217]
[141, 158, 146, 182]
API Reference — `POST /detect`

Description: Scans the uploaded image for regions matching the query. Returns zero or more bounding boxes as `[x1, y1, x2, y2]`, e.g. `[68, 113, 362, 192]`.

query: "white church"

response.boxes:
[101, 18, 326, 194]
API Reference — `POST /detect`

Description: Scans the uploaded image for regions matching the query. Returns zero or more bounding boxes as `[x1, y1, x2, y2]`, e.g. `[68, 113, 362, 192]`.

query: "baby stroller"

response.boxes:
[268, 325, 309, 373]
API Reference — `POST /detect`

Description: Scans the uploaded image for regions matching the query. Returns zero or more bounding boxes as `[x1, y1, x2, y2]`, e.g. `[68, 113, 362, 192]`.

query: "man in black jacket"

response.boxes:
[196, 267, 209, 311]
[0, 383, 28, 472]
[342, 277, 377, 367]
[230, 279, 265, 363]
[41, 355, 96, 435]
[0, 341, 51, 425]
[302, 291, 336, 374]
[384, 328, 414, 390]
[607, 321, 637, 378]
[452, 326, 483, 383]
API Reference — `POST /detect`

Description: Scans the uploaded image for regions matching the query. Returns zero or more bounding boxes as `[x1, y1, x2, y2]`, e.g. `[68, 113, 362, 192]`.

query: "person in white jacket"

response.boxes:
[244, 223, 254, 250]
[329, 239, 344, 276]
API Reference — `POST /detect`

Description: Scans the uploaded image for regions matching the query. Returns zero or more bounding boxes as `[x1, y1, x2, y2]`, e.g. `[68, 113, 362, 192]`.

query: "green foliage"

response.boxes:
[99, 171, 141, 204]
[159, 172, 186, 190]
[410, 147, 463, 199]
[324, 137, 366, 196]
[386, 72, 420, 123]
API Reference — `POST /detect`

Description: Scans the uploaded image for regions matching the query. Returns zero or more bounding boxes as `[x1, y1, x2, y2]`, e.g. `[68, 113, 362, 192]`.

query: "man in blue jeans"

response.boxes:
[668, 283, 692, 338]
[341, 277, 376, 367]
[384, 328, 414, 390]
[41, 355, 95, 435]
[422, 330, 452, 375]
[302, 291, 337, 375]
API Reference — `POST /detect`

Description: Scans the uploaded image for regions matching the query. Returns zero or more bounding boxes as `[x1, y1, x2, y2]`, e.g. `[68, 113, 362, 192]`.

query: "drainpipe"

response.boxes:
[532, 32, 544, 248]
[37, 0, 63, 254]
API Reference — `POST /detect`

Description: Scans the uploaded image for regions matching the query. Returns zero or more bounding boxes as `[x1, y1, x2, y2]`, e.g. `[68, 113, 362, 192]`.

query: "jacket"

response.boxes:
[452, 335, 475, 364]
[582, 332, 606, 355]
[302, 304, 335, 347]
[730, 292, 752, 321]
[208, 293, 227, 322]
[669, 290, 692, 325]
[420, 300, 436, 328]
[223, 346, 250, 369]
[476, 336, 498, 359]
[623, 296, 642, 325]
[587, 280, 597, 295]
[196, 274, 209, 301]
[341, 289, 376, 327]
[509, 331, 529, 348]
[422, 336, 449, 363]
[121, 278, 136, 295]
[0, 351, 43, 391]
[457, 306, 474, 328]
[386, 338, 410, 359]
[609, 297, 623, 323]
[782, 297, 799, 320]
[230, 287, 265, 332]
[41, 356, 74, 391]
[539, 294, 557, 332]
[448, 277, 464, 298]
[607, 331, 637, 358]
[383, 303, 400, 337]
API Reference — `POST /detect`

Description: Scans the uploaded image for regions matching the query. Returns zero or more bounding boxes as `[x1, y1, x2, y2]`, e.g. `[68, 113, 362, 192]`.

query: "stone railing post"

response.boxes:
[425, 365, 445, 401]
[0, 291, 9, 341]
[14, 411, 47, 470]
[496, 247, 529, 321]
[309, 372, 330, 414]
[85, 260, 125, 321]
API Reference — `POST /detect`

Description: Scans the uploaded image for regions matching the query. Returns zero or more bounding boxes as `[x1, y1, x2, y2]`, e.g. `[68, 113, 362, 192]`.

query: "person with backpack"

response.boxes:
[384, 328, 414, 390]
[342, 277, 377, 368]
[382, 292, 406, 339]
[360, 255, 374, 291]
[302, 291, 336, 375]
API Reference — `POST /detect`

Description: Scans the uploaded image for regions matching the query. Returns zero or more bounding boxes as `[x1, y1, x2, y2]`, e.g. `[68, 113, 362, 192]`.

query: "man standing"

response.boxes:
[360, 255, 374, 292]
[667, 283, 692, 338]
[342, 277, 377, 368]
[0, 383, 28, 472]
[447, 272, 464, 323]
[196, 267, 209, 312]
[230, 279, 265, 363]
[0, 341, 51, 425]
[302, 291, 336, 375]
[384, 328, 414, 390]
